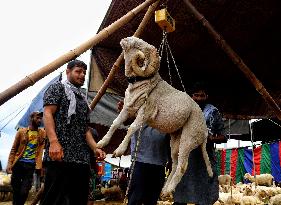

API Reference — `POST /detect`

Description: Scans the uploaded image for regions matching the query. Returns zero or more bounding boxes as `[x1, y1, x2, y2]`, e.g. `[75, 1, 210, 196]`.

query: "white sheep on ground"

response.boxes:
[244, 173, 274, 187]
[269, 194, 281, 205]
[240, 195, 264, 205]
[96, 36, 212, 196]
[218, 174, 232, 186]
[225, 193, 243, 204]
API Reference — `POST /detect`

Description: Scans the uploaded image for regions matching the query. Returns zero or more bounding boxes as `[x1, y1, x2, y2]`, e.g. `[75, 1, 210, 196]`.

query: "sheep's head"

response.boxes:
[244, 173, 251, 179]
[120, 36, 160, 78]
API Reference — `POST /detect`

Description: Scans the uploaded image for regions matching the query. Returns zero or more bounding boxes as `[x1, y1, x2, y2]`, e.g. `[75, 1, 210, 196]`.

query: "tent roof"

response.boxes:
[91, 0, 281, 119]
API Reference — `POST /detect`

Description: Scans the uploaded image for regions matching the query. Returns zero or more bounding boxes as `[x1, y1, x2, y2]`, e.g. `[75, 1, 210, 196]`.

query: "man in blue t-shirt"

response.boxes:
[117, 101, 170, 205]
[128, 125, 170, 205]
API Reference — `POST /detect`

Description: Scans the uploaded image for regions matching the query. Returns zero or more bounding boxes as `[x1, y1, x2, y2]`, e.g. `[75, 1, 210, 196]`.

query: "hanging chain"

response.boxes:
[123, 125, 144, 205]
[160, 0, 169, 9]
[158, 31, 166, 61]
[165, 39, 186, 93]
[163, 32, 173, 85]
[159, 30, 186, 92]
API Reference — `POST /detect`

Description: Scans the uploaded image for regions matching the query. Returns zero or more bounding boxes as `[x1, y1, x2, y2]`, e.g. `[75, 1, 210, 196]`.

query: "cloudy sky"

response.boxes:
[0, 0, 111, 169]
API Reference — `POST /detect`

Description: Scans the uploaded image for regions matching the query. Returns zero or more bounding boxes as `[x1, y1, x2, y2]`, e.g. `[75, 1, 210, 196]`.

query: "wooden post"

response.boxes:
[0, 0, 158, 106]
[183, 0, 281, 120]
[89, 1, 160, 110]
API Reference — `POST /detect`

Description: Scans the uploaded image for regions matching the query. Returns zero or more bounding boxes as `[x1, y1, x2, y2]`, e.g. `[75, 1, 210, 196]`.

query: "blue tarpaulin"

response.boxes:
[16, 74, 61, 128]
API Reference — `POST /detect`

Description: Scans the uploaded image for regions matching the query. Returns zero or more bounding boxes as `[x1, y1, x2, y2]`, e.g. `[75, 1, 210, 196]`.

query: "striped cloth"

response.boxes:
[215, 141, 281, 183]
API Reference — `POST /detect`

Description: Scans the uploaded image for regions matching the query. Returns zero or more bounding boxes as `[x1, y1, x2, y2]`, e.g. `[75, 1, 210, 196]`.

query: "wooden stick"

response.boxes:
[89, 0, 161, 110]
[183, 0, 281, 120]
[0, 0, 158, 106]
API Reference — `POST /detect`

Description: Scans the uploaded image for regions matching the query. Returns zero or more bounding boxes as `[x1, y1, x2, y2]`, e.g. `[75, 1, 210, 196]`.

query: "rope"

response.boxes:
[227, 119, 234, 198]
[249, 121, 257, 189]
[267, 119, 281, 128]
[0, 102, 28, 124]
[123, 97, 149, 204]
[0, 104, 27, 131]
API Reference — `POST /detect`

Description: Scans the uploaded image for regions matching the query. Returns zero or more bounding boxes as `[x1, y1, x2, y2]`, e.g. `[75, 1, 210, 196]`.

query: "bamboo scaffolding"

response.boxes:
[89, 1, 161, 110]
[183, 0, 281, 120]
[0, 0, 158, 106]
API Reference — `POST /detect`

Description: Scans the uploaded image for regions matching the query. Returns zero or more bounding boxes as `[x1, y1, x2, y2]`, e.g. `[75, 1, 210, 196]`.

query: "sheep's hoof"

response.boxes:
[161, 184, 174, 199]
[112, 147, 125, 157]
[165, 184, 175, 196]
[96, 140, 106, 148]
[112, 151, 119, 158]
[161, 190, 172, 199]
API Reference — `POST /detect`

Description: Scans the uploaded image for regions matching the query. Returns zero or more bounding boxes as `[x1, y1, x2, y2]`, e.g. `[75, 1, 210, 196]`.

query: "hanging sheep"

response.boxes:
[97, 36, 213, 196]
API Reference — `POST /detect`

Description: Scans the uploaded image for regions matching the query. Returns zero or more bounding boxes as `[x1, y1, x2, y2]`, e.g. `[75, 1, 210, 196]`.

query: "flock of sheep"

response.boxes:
[215, 173, 281, 205]
[157, 173, 281, 205]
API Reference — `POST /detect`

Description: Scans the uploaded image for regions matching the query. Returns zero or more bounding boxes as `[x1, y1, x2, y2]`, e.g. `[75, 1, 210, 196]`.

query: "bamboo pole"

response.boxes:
[183, 0, 281, 120]
[0, 0, 158, 106]
[89, 0, 161, 110]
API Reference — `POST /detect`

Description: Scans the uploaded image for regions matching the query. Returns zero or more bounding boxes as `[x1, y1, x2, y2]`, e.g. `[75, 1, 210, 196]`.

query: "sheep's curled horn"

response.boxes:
[131, 49, 160, 77]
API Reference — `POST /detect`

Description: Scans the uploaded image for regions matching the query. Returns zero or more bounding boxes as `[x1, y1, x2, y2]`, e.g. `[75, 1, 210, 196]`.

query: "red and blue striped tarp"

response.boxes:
[215, 141, 281, 183]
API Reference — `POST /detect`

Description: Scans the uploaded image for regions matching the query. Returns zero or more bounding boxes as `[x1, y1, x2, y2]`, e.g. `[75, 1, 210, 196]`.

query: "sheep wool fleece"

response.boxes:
[173, 103, 224, 205]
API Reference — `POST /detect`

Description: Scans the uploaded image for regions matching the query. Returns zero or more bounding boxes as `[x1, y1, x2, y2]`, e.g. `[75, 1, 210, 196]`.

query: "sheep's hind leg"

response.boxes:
[161, 135, 180, 197]
[165, 123, 199, 195]
[97, 109, 129, 148]
[113, 107, 146, 157]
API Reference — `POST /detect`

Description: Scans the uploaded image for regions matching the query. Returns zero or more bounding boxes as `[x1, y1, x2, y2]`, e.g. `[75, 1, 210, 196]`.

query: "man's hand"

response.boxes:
[117, 101, 124, 113]
[95, 148, 106, 161]
[49, 140, 64, 161]
[6, 165, 12, 174]
[208, 134, 227, 143]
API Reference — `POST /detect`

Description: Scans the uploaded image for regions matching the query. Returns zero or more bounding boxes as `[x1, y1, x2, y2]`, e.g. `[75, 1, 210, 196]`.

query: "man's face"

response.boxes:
[32, 115, 43, 127]
[191, 90, 208, 107]
[66, 66, 86, 87]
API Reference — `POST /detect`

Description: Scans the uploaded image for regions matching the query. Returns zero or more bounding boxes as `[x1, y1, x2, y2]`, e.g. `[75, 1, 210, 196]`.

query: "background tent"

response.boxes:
[16, 74, 61, 128]
[251, 118, 281, 143]
[88, 0, 281, 120]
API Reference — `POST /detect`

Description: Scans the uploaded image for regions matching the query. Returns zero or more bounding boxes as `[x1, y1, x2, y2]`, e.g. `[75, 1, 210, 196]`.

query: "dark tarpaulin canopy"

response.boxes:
[90, 0, 281, 120]
[251, 118, 281, 143]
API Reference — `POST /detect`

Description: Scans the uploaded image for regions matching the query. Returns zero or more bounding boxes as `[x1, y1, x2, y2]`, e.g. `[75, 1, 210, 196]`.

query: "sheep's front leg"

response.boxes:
[97, 108, 129, 148]
[112, 107, 146, 157]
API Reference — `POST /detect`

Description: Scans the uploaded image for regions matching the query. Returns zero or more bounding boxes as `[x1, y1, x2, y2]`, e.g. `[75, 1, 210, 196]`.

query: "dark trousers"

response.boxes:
[173, 203, 199, 205]
[128, 161, 165, 205]
[11, 161, 35, 205]
[40, 161, 90, 205]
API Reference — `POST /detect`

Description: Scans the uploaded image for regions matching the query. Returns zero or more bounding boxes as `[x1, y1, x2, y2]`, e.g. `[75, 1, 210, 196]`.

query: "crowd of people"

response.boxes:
[5, 59, 226, 205]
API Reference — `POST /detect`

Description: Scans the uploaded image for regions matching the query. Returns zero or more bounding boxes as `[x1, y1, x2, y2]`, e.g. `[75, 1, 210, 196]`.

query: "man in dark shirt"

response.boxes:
[173, 82, 226, 205]
[40, 60, 105, 205]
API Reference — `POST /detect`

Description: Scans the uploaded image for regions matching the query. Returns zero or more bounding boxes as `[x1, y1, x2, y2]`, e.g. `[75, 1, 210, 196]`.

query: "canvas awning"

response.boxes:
[89, 0, 281, 119]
